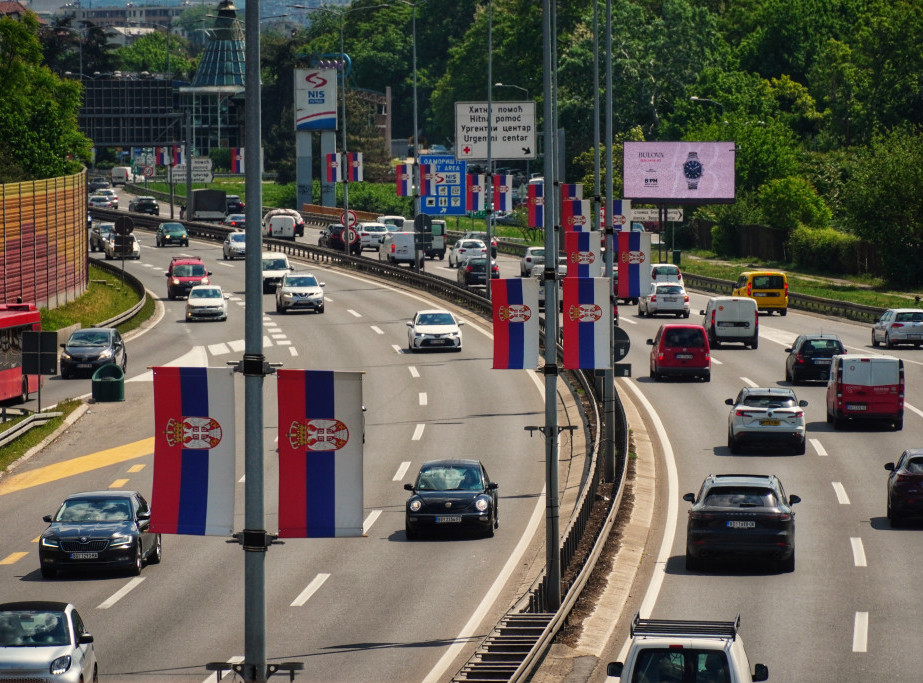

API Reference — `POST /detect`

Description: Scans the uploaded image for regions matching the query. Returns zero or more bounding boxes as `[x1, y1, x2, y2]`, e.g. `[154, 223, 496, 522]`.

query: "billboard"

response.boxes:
[294, 68, 338, 131]
[623, 141, 736, 204]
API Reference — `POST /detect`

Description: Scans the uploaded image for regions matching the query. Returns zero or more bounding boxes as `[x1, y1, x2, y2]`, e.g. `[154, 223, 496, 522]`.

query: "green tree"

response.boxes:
[757, 176, 831, 232]
[117, 32, 196, 80]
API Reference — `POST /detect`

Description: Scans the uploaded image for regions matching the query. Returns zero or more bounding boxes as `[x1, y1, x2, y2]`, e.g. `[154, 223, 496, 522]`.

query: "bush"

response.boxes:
[788, 225, 861, 274]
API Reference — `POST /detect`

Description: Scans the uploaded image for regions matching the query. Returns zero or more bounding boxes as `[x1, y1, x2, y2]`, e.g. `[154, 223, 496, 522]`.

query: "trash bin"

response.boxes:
[91, 363, 125, 402]
[672, 249, 682, 266]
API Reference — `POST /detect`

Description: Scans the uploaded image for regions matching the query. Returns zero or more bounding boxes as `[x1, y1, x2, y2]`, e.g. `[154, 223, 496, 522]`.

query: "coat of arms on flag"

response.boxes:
[617, 231, 652, 300]
[325, 153, 342, 183]
[491, 278, 540, 370]
[466, 174, 486, 211]
[565, 231, 602, 278]
[562, 278, 611, 369]
[396, 164, 412, 196]
[527, 181, 544, 228]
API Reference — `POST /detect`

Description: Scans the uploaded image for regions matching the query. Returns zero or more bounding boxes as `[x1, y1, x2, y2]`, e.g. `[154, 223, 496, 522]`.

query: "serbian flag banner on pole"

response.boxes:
[527, 181, 544, 227]
[561, 199, 592, 232]
[420, 163, 437, 196]
[611, 199, 631, 231]
[155, 147, 170, 166]
[466, 174, 486, 211]
[277, 369, 364, 538]
[325, 153, 342, 183]
[565, 231, 602, 278]
[562, 278, 611, 369]
[172, 145, 185, 166]
[491, 278, 540, 370]
[617, 230, 652, 299]
[561, 183, 583, 201]
[395, 164, 412, 196]
[230, 147, 244, 173]
[151, 367, 236, 536]
[493, 174, 513, 213]
[346, 152, 363, 182]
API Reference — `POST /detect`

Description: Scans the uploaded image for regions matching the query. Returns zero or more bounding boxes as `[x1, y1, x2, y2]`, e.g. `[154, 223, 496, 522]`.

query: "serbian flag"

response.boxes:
[617, 231, 652, 299]
[562, 278, 611, 369]
[611, 199, 631, 230]
[151, 367, 236, 536]
[527, 182, 544, 227]
[171, 145, 185, 166]
[565, 231, 602, 278]
[561, 199, 591, 232]
[466, 174, 486, 211]
[491, 278, 540, 370]
[325, 153, 342, 183]
[346, 152, 363, 182]
[493, 174, 513, 213]
[420, 163, 437, 196]
[395, 164, 412, 196]
[230, 147, 244, 173]
[155, 147, 171, 166]
[277, 369, 364, 538]
[561, 183, 583, 200]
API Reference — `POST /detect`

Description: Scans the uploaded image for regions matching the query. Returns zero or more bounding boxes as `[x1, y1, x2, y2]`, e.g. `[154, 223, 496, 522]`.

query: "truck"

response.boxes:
[111, 166, 143, 186]
[606, 613, 768, 683]
[187, 189, 227, 222]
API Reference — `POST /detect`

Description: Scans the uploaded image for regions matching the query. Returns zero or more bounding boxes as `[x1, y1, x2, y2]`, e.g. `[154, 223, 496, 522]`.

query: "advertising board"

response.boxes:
[294, 68, 338, 131]
[623, 141, 736, 204]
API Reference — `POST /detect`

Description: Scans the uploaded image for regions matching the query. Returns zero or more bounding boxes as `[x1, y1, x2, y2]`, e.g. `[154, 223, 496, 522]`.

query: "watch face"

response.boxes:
[683, 160, 703, 179]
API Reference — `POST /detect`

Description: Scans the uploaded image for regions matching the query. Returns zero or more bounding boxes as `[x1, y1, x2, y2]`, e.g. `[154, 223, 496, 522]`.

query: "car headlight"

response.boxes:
[50, 654, 72, 675]
[282, 292, 294, 299]
[172, 278, 181, 285]
[60, 351, 72, 361]
[409, 499, 422, 512]
[475, 496, 490, 512]
[98, 348, 113, 360]
[109, 533, 132, 548]
[40, 535, 59, 548]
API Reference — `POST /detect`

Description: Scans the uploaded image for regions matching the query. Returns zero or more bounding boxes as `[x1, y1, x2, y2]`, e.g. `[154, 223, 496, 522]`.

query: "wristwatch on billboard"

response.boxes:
[682, 151, 703, 190]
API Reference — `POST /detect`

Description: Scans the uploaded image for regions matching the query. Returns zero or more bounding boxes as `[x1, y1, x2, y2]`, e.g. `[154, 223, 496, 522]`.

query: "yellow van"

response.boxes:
[732, 270, 789, 316]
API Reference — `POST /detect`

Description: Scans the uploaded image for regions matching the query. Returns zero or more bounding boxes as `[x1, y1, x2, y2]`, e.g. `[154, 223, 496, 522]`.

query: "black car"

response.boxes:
[319, 223, 361, 255]
[404, 459, 499, 539]
[683, 474, 800, 573]
[226, 194, 245, 213]
[457, 257, 500, 288]
[128, 196, 160, 215]
[88, 176, 110, 192]
[39, 490, 162, 577]
[885, 448, 923, 527]
[784, 334, 845, 384]
[155, 222, 189, 247]
[59, 328, 127, 379]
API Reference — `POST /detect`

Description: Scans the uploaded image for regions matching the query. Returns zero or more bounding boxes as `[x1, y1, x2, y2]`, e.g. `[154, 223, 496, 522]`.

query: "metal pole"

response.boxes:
[340, 17, 350, 258]
[411, 5, 421, 269]
[485, 0, 493, 298]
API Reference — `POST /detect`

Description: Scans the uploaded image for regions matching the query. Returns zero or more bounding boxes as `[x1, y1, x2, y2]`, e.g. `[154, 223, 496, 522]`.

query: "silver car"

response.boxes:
[275, 272, 325, 314]
[726, 386, 807, 455]
[871, 308, 923, 348]
[520, 246, 545, 276]
[222, 231, 246, 260]
[638, 282, 690, 318]
[0, 601, 97, 683]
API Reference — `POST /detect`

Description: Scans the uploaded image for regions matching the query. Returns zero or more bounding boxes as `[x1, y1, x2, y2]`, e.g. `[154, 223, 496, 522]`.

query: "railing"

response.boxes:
[0, 412, 62, 449]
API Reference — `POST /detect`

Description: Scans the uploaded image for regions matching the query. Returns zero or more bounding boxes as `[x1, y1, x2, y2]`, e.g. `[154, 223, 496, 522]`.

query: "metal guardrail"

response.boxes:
[0, 412, 62, 449]
[91, 257, 149, 328]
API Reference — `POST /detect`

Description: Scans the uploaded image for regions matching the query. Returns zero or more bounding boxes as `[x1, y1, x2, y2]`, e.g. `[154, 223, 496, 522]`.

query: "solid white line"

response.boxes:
[419, 392, 427, 406]
[290, 573, 330, 607]
[850, 537, 867, 567]
[370, 325, 384, 335]
[97, 577, 145, 609]
[348, 309, 362, 318]
[200, 655, 245, 683]
[852, 611, 868, 652]
[740, 376, 757, 387]
[393, 461, 411, 481]
[618, 317, 637, 325]
[810, 438, 828, 456]
[905, 402, 923, 419]
[411, 424, 425, 441]
[363, 510, 382, 535]
[408, 366, 420, 378]
[832, 481, 851, 504]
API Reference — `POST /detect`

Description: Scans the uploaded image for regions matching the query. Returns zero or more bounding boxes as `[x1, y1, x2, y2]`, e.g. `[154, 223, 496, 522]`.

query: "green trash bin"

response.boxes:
[91, 363, 125, 402]
[672, 249, 682, 266]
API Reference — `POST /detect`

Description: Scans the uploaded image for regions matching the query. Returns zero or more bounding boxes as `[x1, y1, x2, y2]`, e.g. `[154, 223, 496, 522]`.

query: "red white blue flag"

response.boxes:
[491, 278, 540, 370]
[565, 231, 602, 278]
[277, 369, 364, 538]
[562, 278, 611, 369]
[420, 163, 438, 196]
[346, 152, 363, 182]
[527, 182, 544, 227]
[325, 153, 342, 183]
[395, 164, 412, 196]
[151, 367, 236, 536]
[611, 199, 631, 230]
[493, 174, 513, 213]
[561, 199, 592, 232]
[230, 147, 244, 174]
[466, 173, 486, 211]
[155, 147, 171, 166]
[617, 231, 652, 299]
[561, 183, 583, 201]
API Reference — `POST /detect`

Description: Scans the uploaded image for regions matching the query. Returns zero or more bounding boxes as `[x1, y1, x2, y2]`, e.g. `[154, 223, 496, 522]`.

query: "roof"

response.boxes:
[0, 601, 69, 612]
[187, 0, 244, 91]
[706, 474, 778, 487]
[63, 490, 138, 499]
[420, 459, 481, 468]
[738, 387, 796, 396]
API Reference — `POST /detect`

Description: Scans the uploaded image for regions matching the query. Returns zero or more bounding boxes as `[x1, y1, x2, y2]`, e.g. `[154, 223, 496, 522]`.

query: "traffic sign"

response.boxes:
[632, 208, 683, 222]
[455, 101, 537, 161]
[346, 227, 359, 244]
[340, 209, 358, 228]
[114, 216, 134, 235]
[413, 213, 432, 232]
[143, 166, 155, 178]
[420, 155, 467, 216]
[613, 325, 630, 362]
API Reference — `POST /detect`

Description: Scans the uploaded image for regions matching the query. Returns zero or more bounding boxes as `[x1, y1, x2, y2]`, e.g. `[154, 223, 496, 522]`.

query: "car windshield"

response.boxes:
[69, 331, 111, 346]
[190, 288, 221, 299]
[416, 464, 482, 491]
[286, 276, 318, 287]
[263, 259, 288, 270]
[0, 610, 69, 647]
[417, 313, 455, 326]
[633, 649, 729, 683]
[230, 234, 245, 243]
[743, 394, 796, 408]
[173, 264, 206, 277]
[704, 487, 779, 507]
[56, 497, 132, 522]
[161, 224, 184, 234]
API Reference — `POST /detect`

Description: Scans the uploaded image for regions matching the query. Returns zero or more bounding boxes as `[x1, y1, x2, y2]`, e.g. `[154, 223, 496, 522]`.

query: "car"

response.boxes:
[725, 386, 808, 454]
[0, 601, 97, 682]
[128, 196, 160, 215]
[155, 222, 188, 247]
[185, 284, 228, 321]
[457, 256, 500, 288]
[732, 270, 789, 315]
[275, 271, 325, 314]
[222, 231, 246, 260]
[461, 230, 498, 257]
[448, 239, 487, 268]
[226, 194, 245, 213]
[377, 214, 407, 230]
[91, 188, 118, 208]
[319, 223, 361, 255]
[261, 208, 305, 237]
[406, 309, 464, 352]
[59, 327, 127, 379]
[165, 256, 211, 300]
[647, 324, 710, 381]
[638, 282, 690, 318]
[826, 354, 904, 430]
[87, 194, 115, 209]
[650, 263, 682, 283]
[88, 176, 111, 192]
[223, 213, 246, 229]
[89, 222, 115, 252]
[701, 296, 759, 348]
[358, 221, 389, 251]
[103, 232, 140, 260]
[871, 308, 923, 348]
[260, 252, 294, 293]
[39, 490, 161, 577]
[784, 334, 844, 384]
[885, 449, 923, 527]
[403, 459, 498, 539]
[683, 473, 800, 572]
[520, 246, 545, 276]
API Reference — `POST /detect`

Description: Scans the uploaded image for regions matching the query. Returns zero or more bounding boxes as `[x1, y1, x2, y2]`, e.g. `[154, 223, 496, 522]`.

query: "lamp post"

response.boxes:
[494, 81, 530, 179]
[690, 96, 726, 116]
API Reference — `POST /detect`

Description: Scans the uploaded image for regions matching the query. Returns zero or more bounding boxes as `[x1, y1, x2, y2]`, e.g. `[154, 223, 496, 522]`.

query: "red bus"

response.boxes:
[0, 303, 42, 404]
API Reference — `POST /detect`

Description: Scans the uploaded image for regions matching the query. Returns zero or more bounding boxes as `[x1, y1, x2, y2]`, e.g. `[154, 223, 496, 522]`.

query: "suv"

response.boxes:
[129, 196, 160, 215]
[165, 257, 211, 300]
[226, 194, 245, 213]
[319, 223, 361, 255]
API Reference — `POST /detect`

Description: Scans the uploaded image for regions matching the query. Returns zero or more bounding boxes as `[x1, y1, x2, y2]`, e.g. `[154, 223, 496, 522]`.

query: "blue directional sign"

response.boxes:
[420, 155, 467, 216]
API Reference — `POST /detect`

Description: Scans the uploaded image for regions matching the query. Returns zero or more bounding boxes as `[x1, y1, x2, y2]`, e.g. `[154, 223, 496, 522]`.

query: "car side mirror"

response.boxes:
[682, 492, 696, 503]
[403, 483, 414, 491]
[753, 663, 769, 681]
[699, 309, 706, 315]
[59, 343, 65, 349]
[165, 272, 169, 277]
[78, 633, 95, 645]
[43, 514, 53, 523]
[406, 321, 413, 327]
[458, 320, 465, 326]
[319, 283, 326, 287]
[799, 400, 808, 407]
[607, 662, 624, 677]
[207, 271, 213, 276]
[488, 482, 498, 490]
[784, 347, 792, 353]
[645, 339, 654, 345]
[788, 494, 801, 505]
[885, 462, 895, 471]
[137, 510, 151, 520]
[725, 398, 734, 405]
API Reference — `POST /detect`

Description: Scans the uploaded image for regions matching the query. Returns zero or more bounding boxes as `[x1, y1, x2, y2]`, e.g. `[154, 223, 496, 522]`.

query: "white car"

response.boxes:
[88, 194, 116, 209]
[531, 257, 568, 310]
[261, 252, 293, 293]
[185, 285, 228, 321]
[520, 246, 545, 276]
[726, 386, 807, 455]
[91, 188, 118, 208]
[871, 308, 923, 348]
[103, 233, 140, 259]
[638, 282, 690, 318]
[275, 272, 325, 314]
[449, 239, 487, 268]
[358, 222, 390, 251]
[406, 309, 464, 352]
[222, 231, 246, 260]
[650, 263, 683, 283]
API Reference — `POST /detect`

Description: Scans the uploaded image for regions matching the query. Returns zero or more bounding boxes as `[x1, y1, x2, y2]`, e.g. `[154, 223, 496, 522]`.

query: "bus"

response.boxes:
[0, 303, 41, 404]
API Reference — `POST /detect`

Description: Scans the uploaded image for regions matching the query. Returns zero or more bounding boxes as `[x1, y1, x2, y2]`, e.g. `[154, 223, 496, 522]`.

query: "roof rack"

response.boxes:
[630, 612, 740, 640]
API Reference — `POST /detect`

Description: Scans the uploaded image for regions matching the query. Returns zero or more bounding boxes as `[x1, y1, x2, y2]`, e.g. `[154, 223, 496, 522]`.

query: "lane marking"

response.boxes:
[0, 552, 28, 565]
[348, 309, 362, 318]
[852, 611, 868, 652]
[363, 510, 382, 534]
[810, 439, 827, 456]
[419, 392, 428, 406]
[200, 656, 245, 683]
[289, 347, 299, 356]
[408, 366, 420, 378]
[208, 342, 230, 356]
[393, 461, 411, 481]
[832, 481, 851, 504]
[371, 326, 384, 335]
[97, 577, 145, 609]
[109, 479, 129, 488]
[905, 403, 923, 419]
[291, 572, 330, 607]
[229, 339, 246, 352]
[740, 376, 757, 387]
[710, 357, 723, 366]
[412, 424, 425, 441]
[618, 317, 637, 325]
[392, 344, 403, 353]
[128, 464, 145, 473]
[276, 340, 292, 346]
[850, 537, 867, 567]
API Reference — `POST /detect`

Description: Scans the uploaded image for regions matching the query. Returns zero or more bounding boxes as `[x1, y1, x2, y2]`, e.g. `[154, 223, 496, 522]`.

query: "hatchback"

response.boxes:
[222, 231, 246, 260]
[885, 449, 923, 527]
[650, 263, 682, 283]
[404, 459, 498, 539]
[520, 246, 545, 276]
[871, 308, 923, 348]
[87, 195, 115, 209]
[358, 222, 389, 251]
[457, 257, 500, 288]
[647, 324, 710, 381]
[128, 196, 159, 215]
[59, 328, 126, 379]
[726, 387, 808, 454]
[185, 285, 228, 321]
[638, 282, 690, 318]
[784, 334, 844, 383]
[155, 222, 188, 247]
[449, 239, 487, 267]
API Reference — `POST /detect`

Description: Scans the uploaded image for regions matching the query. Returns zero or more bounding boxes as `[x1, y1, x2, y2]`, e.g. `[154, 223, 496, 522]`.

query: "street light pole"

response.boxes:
[493, 82, 530, 179]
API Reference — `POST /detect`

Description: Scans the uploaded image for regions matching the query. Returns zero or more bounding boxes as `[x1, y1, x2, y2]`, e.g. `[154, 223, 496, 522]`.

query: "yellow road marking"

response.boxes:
[128, 464, 145, 473]
[109, 479, 129, 488]
[32, 536, 40, 543]
[0, 438, 154, 496]
[0, 552, 29, 565]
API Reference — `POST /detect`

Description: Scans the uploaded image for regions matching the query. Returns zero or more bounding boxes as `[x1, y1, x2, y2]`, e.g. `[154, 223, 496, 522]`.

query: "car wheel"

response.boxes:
[793, 439, 806, 455]
[129, 542, 143, 576]
[276, 302, 283, 313]
[780, 308, 787, 316]
[871, 332, 879, 348]
[40, 564, 56, 579]
[682, 311, 690, 318]
[17, 377, 28, 404]
[485, 522, 495, 538]
[750, 337, 758, 349]
[183, 240, 189, 247]
[685, 551, 703, 572]
[712, 338, 721, 349]
[405, 522, 417, 540]
[638, 306, 645, 317]
[894, 418, 903, 431]
[888, 502, 902, 528]
[702, 371, 710, 382]
[780, 551, 795, 573]
[148, 534, 162, 564]
[886, 334, 894, 349]
[318, 305, 325, 314]
[833, 414, 845, 430]
[728, 429, 740, 454]
[223, 251, 228, 260]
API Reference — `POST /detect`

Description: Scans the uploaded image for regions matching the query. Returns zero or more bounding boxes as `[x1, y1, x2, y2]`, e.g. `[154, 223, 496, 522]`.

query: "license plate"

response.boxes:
[70, 552, 98, 559]
[675, 353, 693, 359]
[663, 297, 677, 302]
[815, 359, 831, 364]
[760, 419, 781, 426]
[435, 516, 461, 524]
[753, 292, 769, 297]
[908, 334, 922, 340]
[430, 339, 446, 345]
[77, 363, 92, 369]
[727, 521, 755, 529]
[846, 404, 867, 411]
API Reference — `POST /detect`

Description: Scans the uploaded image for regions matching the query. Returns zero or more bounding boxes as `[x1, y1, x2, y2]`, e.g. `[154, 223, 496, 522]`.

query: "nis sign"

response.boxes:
[455, 101, 536, 161]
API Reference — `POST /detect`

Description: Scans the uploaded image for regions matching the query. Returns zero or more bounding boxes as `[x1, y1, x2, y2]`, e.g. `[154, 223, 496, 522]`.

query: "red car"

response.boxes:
[647, 324, 710, 382]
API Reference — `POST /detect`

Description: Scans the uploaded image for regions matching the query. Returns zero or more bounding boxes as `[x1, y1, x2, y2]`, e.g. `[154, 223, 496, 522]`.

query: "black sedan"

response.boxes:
[683, 474, 800, 573]
[885, 448, 923, 527]
[784, 334, 844, 384]
[456, 257, 500, 288]
[404, 459, 499, 539]
[59, 328, 127, 379]
[155, 222, 189, 247]
[39, 490, 161, 578]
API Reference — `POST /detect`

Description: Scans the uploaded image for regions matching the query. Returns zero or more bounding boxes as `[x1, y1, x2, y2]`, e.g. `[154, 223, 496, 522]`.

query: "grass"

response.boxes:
[0, 399, 83, 471]
[41, 262, 147, 333]
[140, 178, 294, 209]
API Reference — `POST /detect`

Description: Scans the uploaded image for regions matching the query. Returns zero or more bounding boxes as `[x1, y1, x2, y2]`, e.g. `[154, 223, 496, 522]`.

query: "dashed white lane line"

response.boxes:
[850, 537, 867, 567]
[97, 577, 145, 609]
[276, 340, 292, 346]
[419, 392, 427, 406]
[832, 482, 851, 504]
[371, 325, 384, 335]
[348, 309, 362, 318]
[408, 366, 420, 378]
[291, 573, 330, 607]
[200, 656, 245, 683]
[229, 339, 245, 352]
[710, 357, 723, 366]
[363, 510, 382, 534]
[412, 424, 425, 441]
[392, 344, 403, 353]
[905, 403, 923, 419]
[209, 342, 229, 355]
[393, 461, 411, 481]
[810, 439, 828, 456]
[853, 612, 868, 652]
[289, 347, 298, 356]
[740, 376, 757, 387]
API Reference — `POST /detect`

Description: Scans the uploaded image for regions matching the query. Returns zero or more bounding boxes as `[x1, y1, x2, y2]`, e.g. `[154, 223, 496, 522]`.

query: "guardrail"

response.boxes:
[91, 257, 149, 328]
[0, 412, 62, 449]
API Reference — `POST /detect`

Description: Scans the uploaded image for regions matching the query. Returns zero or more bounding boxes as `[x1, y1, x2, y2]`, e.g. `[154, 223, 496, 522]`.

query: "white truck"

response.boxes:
[606, 613, 768, 683]
[262, 213, 296, 240]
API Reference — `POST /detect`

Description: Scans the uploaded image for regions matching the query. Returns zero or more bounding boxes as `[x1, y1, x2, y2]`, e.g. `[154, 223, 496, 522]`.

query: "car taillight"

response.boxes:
[466, 265, 473, 272]
[895, 473, 916, 483]
[736, 409, 758, 417]
[891, 322, 904, 329]
[792, 410, 804, 418]
[795, 353, 805, 364]
[711, 310, 716, 327]
[747, 282, 752, 296]
[492, 265, 499, 273]
[688, 510, 718, 521]
[684, 294, 689, 302]
[650, 295, 657, 301]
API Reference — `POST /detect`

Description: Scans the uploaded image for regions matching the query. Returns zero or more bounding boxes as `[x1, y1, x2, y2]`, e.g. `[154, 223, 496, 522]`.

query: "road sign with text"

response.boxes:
[455, 101, 537, 161]
[420, 155, 467, 215]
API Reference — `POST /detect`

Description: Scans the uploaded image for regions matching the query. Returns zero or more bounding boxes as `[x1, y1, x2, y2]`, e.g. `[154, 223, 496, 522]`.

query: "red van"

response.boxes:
[826, 354, 904, 430]
[647, 324, 711, 382]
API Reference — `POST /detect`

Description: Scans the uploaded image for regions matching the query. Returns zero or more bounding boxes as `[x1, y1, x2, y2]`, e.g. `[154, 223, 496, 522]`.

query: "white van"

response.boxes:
[424, 219, 447, 260]
[260, 252, 293, 293]
[263, 214, 296, 240]
[379, 232, 423, 268]
[700, 296, 759, 348]
[377, 215, 407, 230]
[111, 166, 136, 186]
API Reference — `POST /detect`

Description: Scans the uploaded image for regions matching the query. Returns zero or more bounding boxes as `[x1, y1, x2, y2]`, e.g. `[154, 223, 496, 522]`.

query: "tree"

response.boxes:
[117, 32, 196, 80]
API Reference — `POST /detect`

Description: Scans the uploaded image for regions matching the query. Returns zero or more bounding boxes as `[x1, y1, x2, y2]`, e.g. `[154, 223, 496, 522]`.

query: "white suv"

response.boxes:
[726, 386, 807, 454]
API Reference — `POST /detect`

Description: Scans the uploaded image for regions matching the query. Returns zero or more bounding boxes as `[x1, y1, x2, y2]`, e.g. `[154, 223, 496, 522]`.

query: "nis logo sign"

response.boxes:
[303, 72, 328, 89]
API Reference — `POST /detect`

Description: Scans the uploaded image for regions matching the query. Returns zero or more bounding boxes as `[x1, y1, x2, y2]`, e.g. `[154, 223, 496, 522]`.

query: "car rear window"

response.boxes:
[663, 329, 705, 347]
[658, 285, 683, 294]
[704, 487, 779, 507]
[895, 312, 923, 322]
[743, 394, 796, 408]
[752, 275, 785, 289]
[632, 649, 730, 683]
[906, 458, 923, 473]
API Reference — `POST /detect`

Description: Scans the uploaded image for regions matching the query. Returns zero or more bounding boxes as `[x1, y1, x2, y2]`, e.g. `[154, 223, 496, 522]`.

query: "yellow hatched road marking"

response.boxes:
[128, 464, 145, 473]
[109, 479, 129, 488]
[0, 552, 29, 564]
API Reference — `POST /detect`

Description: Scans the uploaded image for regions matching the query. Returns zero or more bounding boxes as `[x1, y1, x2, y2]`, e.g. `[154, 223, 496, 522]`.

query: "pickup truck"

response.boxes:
[606, 613, 768, 683]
